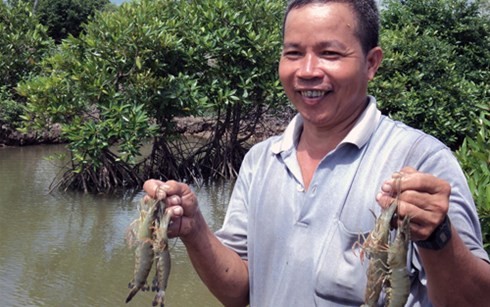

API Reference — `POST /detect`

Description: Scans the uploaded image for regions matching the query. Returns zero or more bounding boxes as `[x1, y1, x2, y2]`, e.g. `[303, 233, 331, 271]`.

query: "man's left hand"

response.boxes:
[377, 166, 451, 241]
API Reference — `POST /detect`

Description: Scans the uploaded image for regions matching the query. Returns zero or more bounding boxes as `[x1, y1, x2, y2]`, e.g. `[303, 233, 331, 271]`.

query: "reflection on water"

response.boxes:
[0, 145, 232, 307]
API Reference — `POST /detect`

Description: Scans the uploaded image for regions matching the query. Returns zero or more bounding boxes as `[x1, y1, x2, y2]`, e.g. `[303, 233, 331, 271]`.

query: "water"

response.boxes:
[0, 144, 230, 307]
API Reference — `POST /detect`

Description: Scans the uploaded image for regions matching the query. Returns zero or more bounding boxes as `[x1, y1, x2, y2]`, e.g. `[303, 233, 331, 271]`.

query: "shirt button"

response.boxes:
[296, 184, 305, 192]
[311, 185, 317, 194]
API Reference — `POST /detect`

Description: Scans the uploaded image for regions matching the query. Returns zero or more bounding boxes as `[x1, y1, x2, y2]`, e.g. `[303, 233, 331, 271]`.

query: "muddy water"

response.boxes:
[0, 144, 231, 307]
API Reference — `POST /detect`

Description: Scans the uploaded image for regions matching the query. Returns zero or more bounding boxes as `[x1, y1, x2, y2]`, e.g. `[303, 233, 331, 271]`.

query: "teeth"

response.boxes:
[301, 90, 325, 98]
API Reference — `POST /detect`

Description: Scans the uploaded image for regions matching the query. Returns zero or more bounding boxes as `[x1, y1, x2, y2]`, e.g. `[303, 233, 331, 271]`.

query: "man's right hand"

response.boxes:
[143, 179, 200, 240]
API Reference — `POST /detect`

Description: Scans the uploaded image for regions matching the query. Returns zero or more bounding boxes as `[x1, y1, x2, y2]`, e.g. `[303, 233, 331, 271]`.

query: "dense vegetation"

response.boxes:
[1, 0, 488, 251]
[372, 0, 490, 149]
[0, 1, 54, 128]
[455, 103, 490, 252]
[35, 0, 112, 43]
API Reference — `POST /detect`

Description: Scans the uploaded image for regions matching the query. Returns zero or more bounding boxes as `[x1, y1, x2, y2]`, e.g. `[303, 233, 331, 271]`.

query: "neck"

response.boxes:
[296, 106, 364, 190]
[299, 112, 359, 158]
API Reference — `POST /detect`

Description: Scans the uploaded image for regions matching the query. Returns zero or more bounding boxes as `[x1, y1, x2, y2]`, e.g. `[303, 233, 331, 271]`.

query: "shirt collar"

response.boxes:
[271, 96, 381, 155]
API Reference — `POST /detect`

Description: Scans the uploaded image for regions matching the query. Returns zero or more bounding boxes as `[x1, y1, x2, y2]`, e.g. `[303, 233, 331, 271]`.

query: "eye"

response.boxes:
[321, 50, 341, 58]
[282, 49, 302, 59]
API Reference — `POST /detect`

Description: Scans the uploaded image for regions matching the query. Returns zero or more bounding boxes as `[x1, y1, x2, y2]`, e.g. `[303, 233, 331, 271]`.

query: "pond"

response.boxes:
[0, 144, 231, 307]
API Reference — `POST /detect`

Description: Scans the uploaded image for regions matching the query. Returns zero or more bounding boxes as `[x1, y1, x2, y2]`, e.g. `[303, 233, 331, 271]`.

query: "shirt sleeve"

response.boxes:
[406, 134, 489, 276]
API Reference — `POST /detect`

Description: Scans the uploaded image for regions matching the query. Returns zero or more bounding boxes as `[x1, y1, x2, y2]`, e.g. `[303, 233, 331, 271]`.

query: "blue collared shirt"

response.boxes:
[216, 96, 487, 306]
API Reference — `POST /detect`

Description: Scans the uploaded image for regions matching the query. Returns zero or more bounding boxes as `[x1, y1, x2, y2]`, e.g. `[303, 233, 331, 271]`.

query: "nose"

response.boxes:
[297, 53, 322, 79]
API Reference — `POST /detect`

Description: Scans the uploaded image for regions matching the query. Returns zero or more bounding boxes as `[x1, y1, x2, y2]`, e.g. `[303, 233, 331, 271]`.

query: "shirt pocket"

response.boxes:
[314, 218, 372, 306]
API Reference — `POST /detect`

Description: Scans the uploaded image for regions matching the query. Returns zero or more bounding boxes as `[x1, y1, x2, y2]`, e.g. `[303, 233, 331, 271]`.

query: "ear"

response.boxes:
[366, 47, 383, 81]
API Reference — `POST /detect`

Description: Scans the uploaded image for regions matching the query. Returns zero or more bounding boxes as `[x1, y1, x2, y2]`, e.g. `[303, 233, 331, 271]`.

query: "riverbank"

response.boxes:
[0, 122, 63, 147]
[0, 112, 291, 147]
[174, 113, 290, 141]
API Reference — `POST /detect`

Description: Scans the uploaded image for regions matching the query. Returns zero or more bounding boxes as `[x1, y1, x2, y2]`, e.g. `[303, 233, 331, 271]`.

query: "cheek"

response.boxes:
[327, 63, 353, 79]
[278, 61, 294, 90]
[278, 61, 286, 82]
[331, 66, 364, 88]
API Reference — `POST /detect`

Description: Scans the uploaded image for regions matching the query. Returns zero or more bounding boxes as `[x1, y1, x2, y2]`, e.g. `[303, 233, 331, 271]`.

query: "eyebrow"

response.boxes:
[283, 40, 347, 50]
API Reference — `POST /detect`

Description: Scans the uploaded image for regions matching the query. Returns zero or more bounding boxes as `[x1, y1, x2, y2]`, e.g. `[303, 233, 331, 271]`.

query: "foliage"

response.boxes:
[481, 0, 490, 17]
[18, 0, 286, 192]
[34, 0, 111, 43]
[18, 0, 199, 192]
[142, 0, 286, 181]
[0, 1, 53, 128]
[455, 103, 490, 254]
[371, 0, 490, 150]
[0, 86, 24, 127]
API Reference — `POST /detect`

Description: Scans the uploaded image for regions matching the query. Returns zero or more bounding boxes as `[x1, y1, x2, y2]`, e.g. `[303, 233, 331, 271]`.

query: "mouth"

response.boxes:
[299, 90, 331, 98]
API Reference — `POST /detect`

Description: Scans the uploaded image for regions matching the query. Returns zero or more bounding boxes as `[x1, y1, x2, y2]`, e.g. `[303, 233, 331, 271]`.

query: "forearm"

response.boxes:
[181, 210, 249, 307]
[419, 227, 490, 306]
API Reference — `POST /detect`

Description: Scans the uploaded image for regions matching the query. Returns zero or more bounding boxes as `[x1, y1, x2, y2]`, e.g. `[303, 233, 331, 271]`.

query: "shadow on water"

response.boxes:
[0, 144, 231, 307]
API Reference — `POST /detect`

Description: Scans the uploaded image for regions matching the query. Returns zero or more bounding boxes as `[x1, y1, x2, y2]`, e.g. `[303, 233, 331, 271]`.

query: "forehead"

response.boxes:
[283, 3, 358, 42]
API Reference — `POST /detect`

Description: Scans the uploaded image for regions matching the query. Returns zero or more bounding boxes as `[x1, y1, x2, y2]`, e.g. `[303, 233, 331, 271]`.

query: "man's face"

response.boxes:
[279, 3, 381, 131]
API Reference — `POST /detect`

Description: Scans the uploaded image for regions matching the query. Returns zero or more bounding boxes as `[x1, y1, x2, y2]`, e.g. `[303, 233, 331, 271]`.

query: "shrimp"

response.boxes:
[126, 199, 159, 303]
[385, 216, 410, 307]
[151, 202, 172, 307]
[361, 201, 398, 306]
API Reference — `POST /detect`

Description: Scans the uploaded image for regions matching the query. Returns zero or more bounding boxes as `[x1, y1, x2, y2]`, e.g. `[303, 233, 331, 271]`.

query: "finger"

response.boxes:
[377, 174, 404, 208]
[378, 168, 417, 199]
[382, 175, 449, 216]
[380, 174, 404, 199]
[393, 180, 449, 222]
[396, 199, 445, 240]
[166, 206, 184, 237]
[164, 181, 198, 211]
[399, 166, 417, 175]
[397, 189, 437, 211]
[165, 194, 183, 208]
[392, 171, 451, 196]
[396, 198, 438, 223]
[158, 180, 187, 197]
[166, 205, 184, 218]
[143, 179, 165, 199]
[376, 191, 394, 209]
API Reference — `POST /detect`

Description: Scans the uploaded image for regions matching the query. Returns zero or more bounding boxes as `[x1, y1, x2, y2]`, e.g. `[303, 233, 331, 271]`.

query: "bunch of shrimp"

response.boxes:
[358, 176, 410, 307]
[125, 194, 172, 307]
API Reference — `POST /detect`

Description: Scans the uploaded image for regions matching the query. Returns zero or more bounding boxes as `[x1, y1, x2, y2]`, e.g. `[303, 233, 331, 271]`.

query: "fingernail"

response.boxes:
[382, 182, 392, 193]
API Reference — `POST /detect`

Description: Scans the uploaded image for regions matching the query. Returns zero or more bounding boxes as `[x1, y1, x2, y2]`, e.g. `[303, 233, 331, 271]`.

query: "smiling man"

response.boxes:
[143, 1, 490, 306]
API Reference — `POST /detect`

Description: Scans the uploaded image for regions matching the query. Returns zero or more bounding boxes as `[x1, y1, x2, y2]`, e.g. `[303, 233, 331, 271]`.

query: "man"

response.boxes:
[144, 0, 490, 305]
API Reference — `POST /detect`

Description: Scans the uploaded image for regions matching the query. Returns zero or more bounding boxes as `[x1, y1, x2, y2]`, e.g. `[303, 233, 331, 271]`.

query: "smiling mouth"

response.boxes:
[300, 90, 330, 98]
